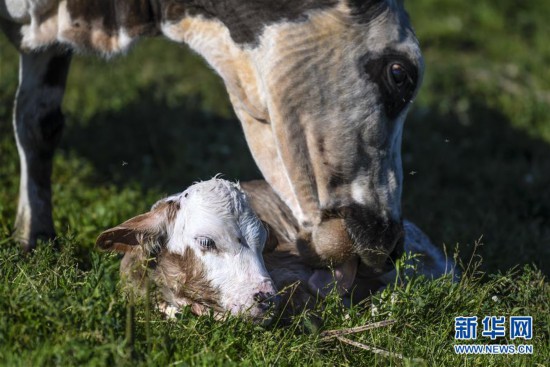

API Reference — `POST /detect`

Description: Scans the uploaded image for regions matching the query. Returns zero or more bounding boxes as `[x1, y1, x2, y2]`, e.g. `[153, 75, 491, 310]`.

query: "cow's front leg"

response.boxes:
[13, 48, 71, 251]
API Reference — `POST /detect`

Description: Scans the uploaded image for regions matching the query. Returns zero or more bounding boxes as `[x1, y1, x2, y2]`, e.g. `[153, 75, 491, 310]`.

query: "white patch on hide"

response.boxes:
[2, 0, 30, 22]
[117, 29, 134, 51]
[18, 0, 61, 50]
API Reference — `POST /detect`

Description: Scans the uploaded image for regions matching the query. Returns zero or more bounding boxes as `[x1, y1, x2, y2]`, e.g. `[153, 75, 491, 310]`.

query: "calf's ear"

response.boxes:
[96, 199, 179, 253]
[262, 221, 279, 253]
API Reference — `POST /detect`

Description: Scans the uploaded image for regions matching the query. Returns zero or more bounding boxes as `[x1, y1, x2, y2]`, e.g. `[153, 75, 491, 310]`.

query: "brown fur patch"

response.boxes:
[154, 248, 222, 312]
[96, 199, 179, 252]
[56, 0, 158, 54]
[66, 0, 158, 37]
[242, 180, 354, 267]
[120, 246, 223, 316]
[120, 246, 150, 296]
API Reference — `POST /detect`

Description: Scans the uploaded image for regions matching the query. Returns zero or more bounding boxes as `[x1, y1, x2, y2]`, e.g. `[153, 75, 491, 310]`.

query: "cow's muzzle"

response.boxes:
[310, 205, 404, 276]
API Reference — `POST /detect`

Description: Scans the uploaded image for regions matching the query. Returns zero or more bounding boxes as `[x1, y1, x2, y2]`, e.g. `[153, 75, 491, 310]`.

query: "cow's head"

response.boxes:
[97, 179, 278, 323]
[161, 0, 423, 276]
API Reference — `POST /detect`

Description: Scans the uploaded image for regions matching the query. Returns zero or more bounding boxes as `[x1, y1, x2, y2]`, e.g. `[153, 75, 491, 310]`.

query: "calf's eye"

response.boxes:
[196, 236, 216, 251]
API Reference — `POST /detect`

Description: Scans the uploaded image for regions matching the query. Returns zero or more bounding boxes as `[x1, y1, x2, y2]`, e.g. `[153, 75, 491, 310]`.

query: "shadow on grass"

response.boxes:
[56, 88, 550, 275]
[402, 103, 550, 274]
[61, 89, 261, 195]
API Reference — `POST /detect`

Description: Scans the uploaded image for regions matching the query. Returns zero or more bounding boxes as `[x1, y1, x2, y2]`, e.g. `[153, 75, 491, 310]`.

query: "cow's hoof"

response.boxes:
[15, 230, 57, 252]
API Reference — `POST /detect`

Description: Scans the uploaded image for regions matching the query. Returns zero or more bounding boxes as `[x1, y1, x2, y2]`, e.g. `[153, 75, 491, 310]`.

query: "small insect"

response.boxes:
[409, 171, 417, 176]
[122, 161, 128, 166]
[444, 138, 450, 143]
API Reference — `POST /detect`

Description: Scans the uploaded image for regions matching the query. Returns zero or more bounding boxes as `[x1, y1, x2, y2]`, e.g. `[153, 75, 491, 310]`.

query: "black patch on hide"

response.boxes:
[43, 53, 72, 88]
[347, 0, 389, 22]
[362, 51, 418, 120]
[161, 0, 339, 45]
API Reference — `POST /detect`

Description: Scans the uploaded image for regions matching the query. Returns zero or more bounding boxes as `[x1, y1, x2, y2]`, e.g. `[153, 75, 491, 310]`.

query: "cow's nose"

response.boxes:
[253, 291, 280, 311]
[338, 204, 405, 275]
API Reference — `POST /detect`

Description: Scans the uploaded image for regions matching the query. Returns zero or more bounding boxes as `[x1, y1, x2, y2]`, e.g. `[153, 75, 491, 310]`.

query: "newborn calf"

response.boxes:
[97, 178, 455, 323]
[96, 178, 278, 323]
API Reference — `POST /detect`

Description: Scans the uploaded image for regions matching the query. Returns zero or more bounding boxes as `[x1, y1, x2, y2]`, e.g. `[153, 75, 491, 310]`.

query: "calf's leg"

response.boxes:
[12, 48, 72, 250]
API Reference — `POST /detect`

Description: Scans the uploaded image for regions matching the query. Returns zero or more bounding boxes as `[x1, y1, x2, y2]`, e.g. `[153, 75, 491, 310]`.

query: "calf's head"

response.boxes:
[97, 179, 278, 322]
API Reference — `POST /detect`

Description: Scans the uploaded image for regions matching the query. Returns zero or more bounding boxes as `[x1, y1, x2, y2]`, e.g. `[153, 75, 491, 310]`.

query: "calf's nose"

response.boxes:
[253, 291, 280, 311]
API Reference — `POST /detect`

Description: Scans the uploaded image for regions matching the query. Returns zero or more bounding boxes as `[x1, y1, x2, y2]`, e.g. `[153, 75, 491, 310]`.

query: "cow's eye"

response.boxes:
[389, 63, 407, 86]
[386, 62, 415, 91]
[362, 54, 419, 119]
[196, 236, 216, 251]
[383, 59, 418, 118]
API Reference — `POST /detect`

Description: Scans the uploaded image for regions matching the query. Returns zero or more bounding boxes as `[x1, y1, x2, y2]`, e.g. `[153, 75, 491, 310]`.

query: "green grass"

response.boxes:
[0, 0, 549, 365]
[0, 242, 548, 366]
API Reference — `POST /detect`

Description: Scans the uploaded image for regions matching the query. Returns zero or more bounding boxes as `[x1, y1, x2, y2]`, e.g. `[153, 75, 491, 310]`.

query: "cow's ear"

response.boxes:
[96, 198, 180, 253]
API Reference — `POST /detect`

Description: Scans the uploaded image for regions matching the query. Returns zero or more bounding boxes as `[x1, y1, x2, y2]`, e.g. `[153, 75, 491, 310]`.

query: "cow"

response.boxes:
[1, 0, 424, 292]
